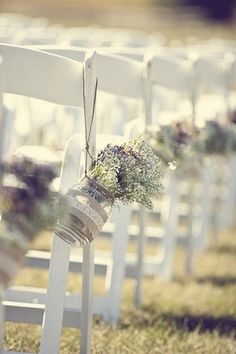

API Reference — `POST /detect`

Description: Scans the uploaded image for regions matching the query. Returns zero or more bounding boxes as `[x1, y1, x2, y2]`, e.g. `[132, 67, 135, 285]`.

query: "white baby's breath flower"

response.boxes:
[89, 136, 163, 209]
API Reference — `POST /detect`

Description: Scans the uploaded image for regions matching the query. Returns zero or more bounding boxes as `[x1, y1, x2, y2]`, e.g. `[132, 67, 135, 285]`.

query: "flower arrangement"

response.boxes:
[226, 110, 236, 152]
[55, 137, 163, 246]
[196, 120, 232, 156]
[89, 137, 163, 209]
[229, 109, 236, 125]
[230, 124, 236, 152]
[147, 121, 200, 168]
[0, 156, 62, 288]
[0, 157, 62, 237]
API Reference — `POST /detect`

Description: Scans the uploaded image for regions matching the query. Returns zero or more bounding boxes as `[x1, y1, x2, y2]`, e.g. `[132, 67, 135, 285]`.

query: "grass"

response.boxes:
[3, 229, 236, 353]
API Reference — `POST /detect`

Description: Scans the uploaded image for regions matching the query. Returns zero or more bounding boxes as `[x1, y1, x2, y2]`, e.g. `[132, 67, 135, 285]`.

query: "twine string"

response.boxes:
[82, 68, 98, 176]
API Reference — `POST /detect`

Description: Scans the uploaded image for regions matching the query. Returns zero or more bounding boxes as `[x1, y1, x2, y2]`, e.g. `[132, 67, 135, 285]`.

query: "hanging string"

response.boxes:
[82, 68, 98, 176]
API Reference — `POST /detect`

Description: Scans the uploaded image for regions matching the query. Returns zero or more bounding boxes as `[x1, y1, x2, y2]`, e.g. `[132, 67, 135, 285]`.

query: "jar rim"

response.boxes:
[73, 176, 115, 204]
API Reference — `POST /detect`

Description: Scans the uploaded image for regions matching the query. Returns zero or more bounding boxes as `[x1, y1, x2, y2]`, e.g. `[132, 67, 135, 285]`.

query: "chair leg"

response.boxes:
[160, 173, 179, 282]
[105, 205, 131, 325]
[185, 184, 195, 276]
[80, 243, 94, 354]
[0, 289, 4, 353]
[39, 236, 71, 354]
[134, 206, 147, 307]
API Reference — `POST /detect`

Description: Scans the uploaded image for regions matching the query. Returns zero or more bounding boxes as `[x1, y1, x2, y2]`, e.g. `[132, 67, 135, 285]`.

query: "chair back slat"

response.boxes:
[0, 44, 84, 107]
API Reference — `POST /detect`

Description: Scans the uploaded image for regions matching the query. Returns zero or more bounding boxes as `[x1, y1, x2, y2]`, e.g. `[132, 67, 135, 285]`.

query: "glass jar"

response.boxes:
[55, 177, 114, 247]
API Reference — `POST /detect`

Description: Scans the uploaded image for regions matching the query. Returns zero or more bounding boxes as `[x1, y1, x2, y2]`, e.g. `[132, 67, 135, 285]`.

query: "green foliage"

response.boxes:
[196, 121, 232, 156]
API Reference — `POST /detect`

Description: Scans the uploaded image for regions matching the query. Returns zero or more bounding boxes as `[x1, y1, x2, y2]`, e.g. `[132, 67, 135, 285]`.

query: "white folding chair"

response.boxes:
[0, 43, 95, 354]
[194, 54, 234, 235]
[146, 53, 211, 275]
[148, 53, 196, 124]
[114, 53, 196, 300]
[194, 53, 233, 125]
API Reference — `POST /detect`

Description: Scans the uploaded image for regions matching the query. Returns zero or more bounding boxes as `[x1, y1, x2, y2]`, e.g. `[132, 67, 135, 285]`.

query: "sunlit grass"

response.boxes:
[3, 229, 236, 353]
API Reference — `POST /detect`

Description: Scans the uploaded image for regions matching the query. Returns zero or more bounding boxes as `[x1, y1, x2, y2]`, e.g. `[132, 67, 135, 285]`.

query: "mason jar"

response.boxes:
[55, 177, 114, 247]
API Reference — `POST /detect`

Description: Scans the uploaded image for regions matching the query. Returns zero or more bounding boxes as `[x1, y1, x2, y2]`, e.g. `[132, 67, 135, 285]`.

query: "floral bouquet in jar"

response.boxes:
[0, 156, 63, 288]
[147, 120, 200, 171]
[196, 120, 232, 157]
[55, 136, 163, 246]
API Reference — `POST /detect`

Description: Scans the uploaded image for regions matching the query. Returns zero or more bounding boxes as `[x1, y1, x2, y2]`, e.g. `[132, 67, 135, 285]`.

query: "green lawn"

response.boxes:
[4, 229, 236, 353]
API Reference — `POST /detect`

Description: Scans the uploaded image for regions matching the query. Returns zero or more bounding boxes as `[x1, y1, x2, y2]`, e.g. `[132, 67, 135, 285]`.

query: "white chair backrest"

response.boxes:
[32, 45, 145, 99]
[194, 54, 233, 92]
[194, 54, 234, 124]
[148, 54, 194, 93]
[102, 47, 145, 61]
[0, 43, 84, 107]
[30, 46, 146, 137]
[142, 53, 195, 125]
[96, 52, 144, 98]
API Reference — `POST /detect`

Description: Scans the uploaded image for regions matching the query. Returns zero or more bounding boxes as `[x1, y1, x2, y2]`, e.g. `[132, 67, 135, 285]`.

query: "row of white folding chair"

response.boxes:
[141, 49, 220, 273]
[9, 46, 181, 314]
[45, 47, 207, 286]
[183, 46, 236, 232]
[26, 46, 226, 277]
[124, 48, 236, 235]
[3, 46, 144, 150]
[140, 53, 197, 277]
[0, 46, 208, 152]
[25, 46, 172, 308]
[0, 13, 48, 28]
[0, 19, 165, 49]
[0, 15, 51, 45]
[0, 44, 232, 354]
[44, 46, 236, 129]
[6, 43, 235, 141]
[4, 46, 235, 152]
[195, 54, 236, 234]
[182, 53, 236, 245]
[29, 46, 184, 294]
[45, 45, 236, 236]
[3, 45, 234, 324]
[0, 33, 234, 324]
[95, 46, 235, 131]
[144, 52, 234, 273]
[60, 26, 165, 49]
[36, 46, 236, 258]
[143, 51, 236, 272]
